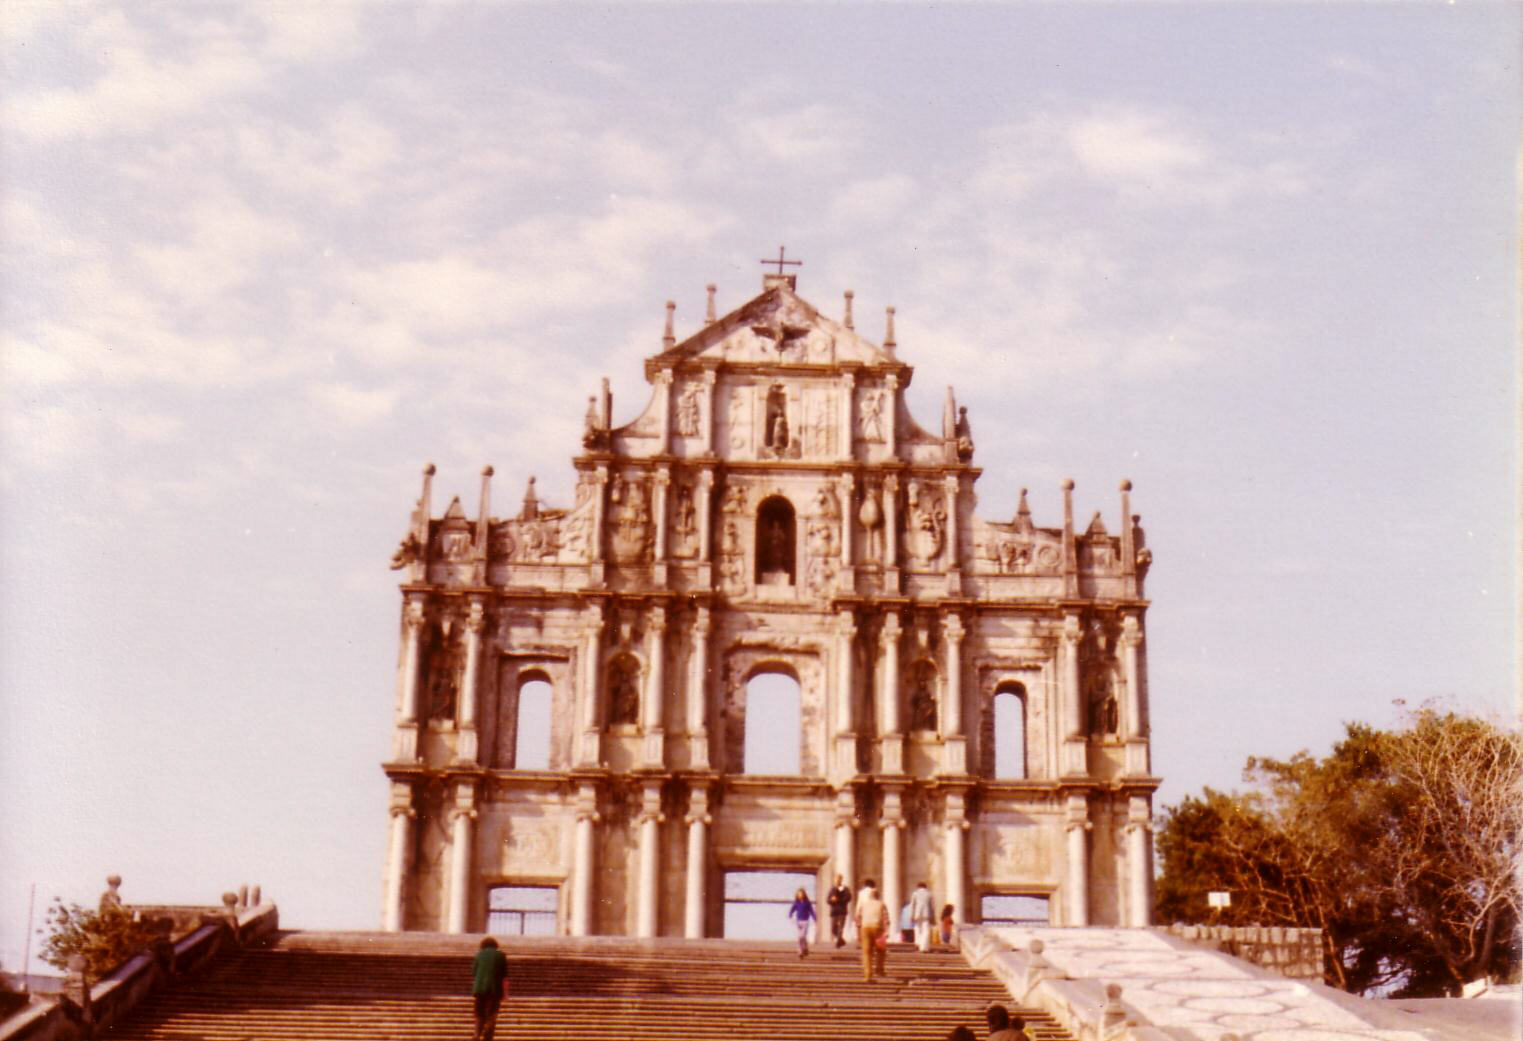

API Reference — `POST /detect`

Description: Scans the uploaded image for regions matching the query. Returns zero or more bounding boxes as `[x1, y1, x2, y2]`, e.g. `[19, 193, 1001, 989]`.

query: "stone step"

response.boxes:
[103, 931, 1073, 1041]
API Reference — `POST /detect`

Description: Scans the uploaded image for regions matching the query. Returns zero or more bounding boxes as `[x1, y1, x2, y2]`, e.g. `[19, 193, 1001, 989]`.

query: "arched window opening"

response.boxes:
[607, 653, 641, 726]
[487, 884, 557, 935]
[755, 496, 796, 585]
[908, 660, 938, 732]
[993, 683, 1027, 779]
[515, 674, 552, 770]
[743, 668, 801, 775]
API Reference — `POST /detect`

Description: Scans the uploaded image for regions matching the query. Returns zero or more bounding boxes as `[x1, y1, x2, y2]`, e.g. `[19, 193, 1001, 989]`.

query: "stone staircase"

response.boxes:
[103, 930, 1073, 1041]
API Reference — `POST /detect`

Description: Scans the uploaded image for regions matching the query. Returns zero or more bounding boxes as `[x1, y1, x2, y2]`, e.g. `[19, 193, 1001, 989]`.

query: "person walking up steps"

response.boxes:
[854, 878, 889, 982]
[909, 880, 935, 952]
[826, 874, 853, 948]
[985, 1003, 1032, 1041]
[470, 937, 509, 1041]
[788, 887, 817, 958]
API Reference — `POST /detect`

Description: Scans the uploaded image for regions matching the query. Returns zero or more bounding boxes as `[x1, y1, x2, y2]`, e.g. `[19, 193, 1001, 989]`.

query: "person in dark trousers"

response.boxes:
[471, 936, 509, 1041]
[826, 874, 853, 948]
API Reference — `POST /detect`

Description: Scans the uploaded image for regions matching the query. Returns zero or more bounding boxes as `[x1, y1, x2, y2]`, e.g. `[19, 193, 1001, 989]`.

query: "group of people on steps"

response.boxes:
[471, 876, 1026, 1041]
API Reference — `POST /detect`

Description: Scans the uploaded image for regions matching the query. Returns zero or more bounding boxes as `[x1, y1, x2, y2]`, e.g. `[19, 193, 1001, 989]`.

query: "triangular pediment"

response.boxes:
[653, 284, 897, 369]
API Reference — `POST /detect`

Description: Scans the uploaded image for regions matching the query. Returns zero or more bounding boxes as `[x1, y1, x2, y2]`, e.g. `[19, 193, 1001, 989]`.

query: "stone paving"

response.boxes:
[980, 927, 1432, 1041]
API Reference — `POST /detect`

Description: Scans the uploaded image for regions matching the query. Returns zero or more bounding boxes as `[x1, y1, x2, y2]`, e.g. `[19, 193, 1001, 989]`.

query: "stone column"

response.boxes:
[943, 474, 962, 594]
[695, 468, 715, 588]
[446, 785, 477, 933]
[881, 793, 905, 932]
[1120, 614, 1143, 739]
[883, 373, 899, 456]
[942, 613, 966, 775]
[456, 598, 486, 763]
[571, 791, 599, 937]
[1065, 793, 1090, 927]
[394, 597, 427, 760]
[883, 474, 900, 593]
[834, 795, 857, 888]
[643, 606, 667, 766]
[589, 464, 609, 585]
[944, 793, 969, 925]
[701, 369, 718, 456]
[652, 466, 671, 586]
[1126, 795, 1153, 927]
[684, 787, 711, 938]
[1060, 613, 1084, 775]
[689, 605, 711, 769]
[577, 605, 604, 767]
[838, 473, 856, 591]
[655, 370, 673, 455]
[839, 372, 856, 458]
[383, 783, 415, 931]
[636, 784, 664, 938]
[880, 611, 903, 774]
[834, 611, 857, 774]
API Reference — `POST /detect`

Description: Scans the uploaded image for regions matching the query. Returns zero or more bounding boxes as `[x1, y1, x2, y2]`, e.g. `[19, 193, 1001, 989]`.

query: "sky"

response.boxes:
[1, 4, 1517, 975]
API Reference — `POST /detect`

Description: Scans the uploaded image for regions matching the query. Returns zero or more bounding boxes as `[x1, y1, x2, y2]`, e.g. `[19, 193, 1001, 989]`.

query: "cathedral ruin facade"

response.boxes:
[380, 270, 1158, 937]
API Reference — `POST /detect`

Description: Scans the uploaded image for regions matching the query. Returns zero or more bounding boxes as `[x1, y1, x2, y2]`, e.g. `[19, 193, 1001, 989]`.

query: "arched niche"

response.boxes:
[514, 670, 552, 770]
[991, 681, 1028, 779]
[755, 495, 796, 585]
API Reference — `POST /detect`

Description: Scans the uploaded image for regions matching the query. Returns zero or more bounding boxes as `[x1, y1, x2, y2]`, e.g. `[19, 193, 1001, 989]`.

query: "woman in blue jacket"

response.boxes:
[787, 888, 817, 958]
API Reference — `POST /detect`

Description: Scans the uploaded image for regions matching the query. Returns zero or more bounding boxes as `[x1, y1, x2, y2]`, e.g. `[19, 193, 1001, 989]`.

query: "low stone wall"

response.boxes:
[0, 904, 278, 1041]
[960, 925, 1429, 1041]
[1164, 923, 1324, 982]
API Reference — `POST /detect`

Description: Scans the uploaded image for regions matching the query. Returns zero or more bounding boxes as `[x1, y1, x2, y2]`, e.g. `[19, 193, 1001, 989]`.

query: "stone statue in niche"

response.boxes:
[607, 474, 651, 563]
[607, 654, 641, 726]
[858, 483, 884, 564]
[1086, 670, 1119, 737]
[909, 661, 938, 732]
[425, 618, 463, 721]
[859, 389, 885, 442]
[903, 480, 946, 566]
[675, 381, 702, 437]
[671, 482, 698, 558]
[764, 385, 789, 450]
[759, 514, 791, 575]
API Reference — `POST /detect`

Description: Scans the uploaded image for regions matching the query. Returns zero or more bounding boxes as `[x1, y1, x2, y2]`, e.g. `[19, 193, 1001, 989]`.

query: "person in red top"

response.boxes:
[471, 937, 509, 1041]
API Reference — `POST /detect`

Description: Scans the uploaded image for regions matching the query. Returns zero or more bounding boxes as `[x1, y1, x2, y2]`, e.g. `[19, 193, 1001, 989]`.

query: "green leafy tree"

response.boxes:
[1155, 708, 1521, 996]
[38, 900, 159, 980]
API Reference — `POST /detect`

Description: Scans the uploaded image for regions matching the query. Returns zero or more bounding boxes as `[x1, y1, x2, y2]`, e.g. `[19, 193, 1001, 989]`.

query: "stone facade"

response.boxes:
[380, 272, 1159, 936]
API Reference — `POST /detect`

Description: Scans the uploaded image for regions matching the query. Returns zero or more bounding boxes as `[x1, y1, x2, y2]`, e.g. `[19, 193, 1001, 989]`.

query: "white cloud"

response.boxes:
[1067, 110, 1207, 182]
[3, 9, 267, 140]
[307, 383, 400, 427]
[830, 175, 919, 224]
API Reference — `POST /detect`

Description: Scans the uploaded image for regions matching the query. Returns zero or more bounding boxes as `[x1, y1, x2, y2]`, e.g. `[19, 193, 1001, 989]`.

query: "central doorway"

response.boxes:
[722, 869, 816, 940]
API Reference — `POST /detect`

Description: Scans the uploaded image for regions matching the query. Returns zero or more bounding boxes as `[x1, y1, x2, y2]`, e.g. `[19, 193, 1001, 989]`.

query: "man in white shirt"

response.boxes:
[909, 881, 935, 952]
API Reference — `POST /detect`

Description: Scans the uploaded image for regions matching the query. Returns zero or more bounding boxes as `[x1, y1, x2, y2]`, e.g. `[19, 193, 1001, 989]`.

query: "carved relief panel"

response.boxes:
[903, 479, 946, 568]
[607, 472, 652, 564]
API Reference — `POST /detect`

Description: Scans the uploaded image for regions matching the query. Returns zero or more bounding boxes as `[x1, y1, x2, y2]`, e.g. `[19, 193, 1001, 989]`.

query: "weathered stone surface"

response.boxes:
[379, 272, 1158, 936]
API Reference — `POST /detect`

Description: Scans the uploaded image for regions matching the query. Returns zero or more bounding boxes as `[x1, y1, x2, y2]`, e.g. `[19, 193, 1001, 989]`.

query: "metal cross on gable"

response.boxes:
[760, 245, 802, 276]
